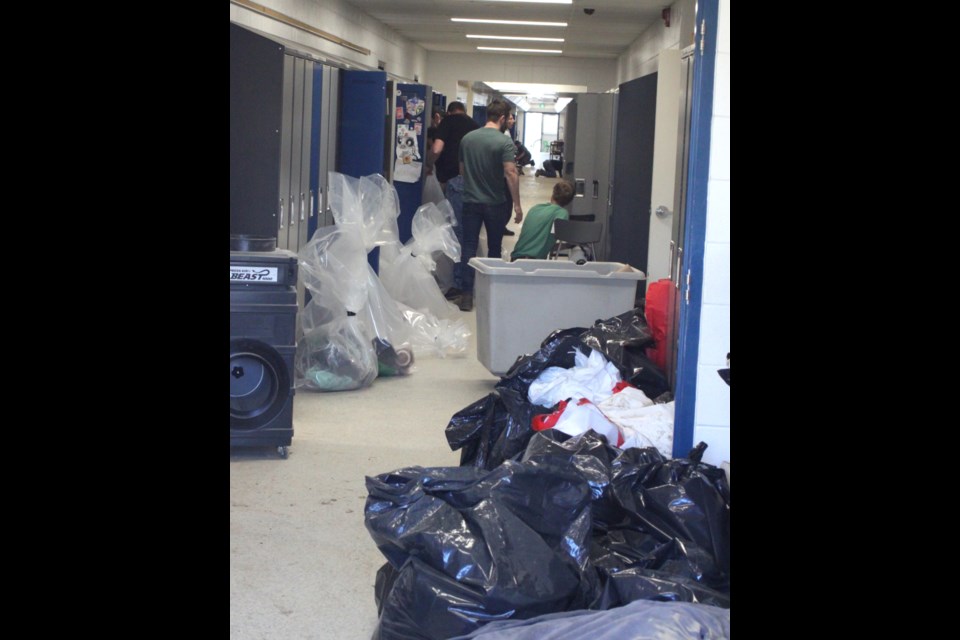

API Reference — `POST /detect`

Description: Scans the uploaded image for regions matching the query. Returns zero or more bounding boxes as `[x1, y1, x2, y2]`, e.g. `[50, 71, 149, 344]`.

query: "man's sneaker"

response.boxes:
[457, 293, 474, 312]
[503, 229, 515, 236]
[444, 287, 463, 301]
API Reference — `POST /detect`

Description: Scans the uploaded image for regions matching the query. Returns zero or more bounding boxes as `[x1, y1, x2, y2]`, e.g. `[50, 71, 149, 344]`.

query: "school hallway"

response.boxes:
[230, 174, 563, 640]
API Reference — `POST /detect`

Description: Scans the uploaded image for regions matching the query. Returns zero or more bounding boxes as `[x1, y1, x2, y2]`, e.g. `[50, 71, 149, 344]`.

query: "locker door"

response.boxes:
[318, 66, 340, 228]
[285, 57, 306, 251]
[563, 101, 577, 179]
[306, 61, 322, 245]
[296, 59, 314, 253]
[570, 96, 594, 218]
[230, 23, 283, 239]
[277, 54, 295, 250]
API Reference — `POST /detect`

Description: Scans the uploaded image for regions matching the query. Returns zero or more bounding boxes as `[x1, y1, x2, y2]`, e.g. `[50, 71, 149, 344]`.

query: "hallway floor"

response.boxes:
[230, 174, 564, 639]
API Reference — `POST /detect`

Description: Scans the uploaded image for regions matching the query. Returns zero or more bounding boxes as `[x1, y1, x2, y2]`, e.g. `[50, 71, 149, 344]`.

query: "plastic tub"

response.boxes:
[469, 258, 646, 375]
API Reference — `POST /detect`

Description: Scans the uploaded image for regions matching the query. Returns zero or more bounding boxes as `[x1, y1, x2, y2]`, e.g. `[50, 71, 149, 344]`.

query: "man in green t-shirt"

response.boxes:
[510, 181, 575, 260]
[455, 99, 524, 311]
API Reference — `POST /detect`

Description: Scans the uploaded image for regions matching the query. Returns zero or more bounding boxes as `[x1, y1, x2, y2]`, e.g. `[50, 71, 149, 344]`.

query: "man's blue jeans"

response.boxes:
[461, 200, 510, 293]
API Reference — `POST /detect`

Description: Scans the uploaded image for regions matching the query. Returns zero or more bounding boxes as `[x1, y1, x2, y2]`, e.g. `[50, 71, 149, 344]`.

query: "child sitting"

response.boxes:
[510, 180, 575, 260]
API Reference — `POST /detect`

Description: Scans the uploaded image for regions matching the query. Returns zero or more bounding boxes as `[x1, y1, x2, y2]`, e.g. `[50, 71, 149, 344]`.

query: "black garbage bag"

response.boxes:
[495, 331, 591, 399]
[448, 310, 671, 471]
[444, 388, 554, 470]
[521, 430, 730, 600]
[579, 308, 656, 363]
[365, 459, 600, 640]
[595, 566, 731, 609]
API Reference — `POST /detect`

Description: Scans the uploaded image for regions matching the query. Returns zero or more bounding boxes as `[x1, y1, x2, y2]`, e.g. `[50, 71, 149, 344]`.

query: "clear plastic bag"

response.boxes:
[295, 315, 378, 391]
[379, 200, 462, 320]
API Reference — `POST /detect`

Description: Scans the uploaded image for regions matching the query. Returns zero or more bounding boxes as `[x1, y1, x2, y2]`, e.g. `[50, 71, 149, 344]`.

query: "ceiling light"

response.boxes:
[474, 0, 572, 4]
[484, 81, 588, 93]
[477, 46, 563, 54]
[467, 34, 565, 42]
[452, 18, 568, 27]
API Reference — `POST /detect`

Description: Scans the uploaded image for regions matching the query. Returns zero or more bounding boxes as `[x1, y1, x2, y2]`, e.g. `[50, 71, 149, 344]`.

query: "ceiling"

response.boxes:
[342, 0, 667, 59]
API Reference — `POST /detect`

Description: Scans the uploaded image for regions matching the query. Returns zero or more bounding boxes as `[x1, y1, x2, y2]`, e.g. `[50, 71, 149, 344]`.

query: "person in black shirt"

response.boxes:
[429, 101, 480, 299]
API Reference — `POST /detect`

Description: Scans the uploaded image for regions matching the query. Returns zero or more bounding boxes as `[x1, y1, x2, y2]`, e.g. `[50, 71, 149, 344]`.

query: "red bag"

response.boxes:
[644, 278, 671, 371]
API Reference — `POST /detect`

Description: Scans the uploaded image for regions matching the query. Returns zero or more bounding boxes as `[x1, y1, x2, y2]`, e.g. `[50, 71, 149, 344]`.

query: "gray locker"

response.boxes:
[317, 65, 340, 228]
[278, 54, 294, 250]
[566, 93, 617, 261]
[278, 54, 317, 253]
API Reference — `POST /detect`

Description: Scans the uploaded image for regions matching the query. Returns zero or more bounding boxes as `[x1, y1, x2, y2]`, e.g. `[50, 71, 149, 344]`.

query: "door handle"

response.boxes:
[656, 205, 672, 218]
[300, 192, 306, 221]
[592, 180, 599, 199]
[309, 190, 315, 218]
[575, 178, 585, 197]
[279, 198, 285, 229]
[668, 240, 675, 279]
[290, 194, 296, 226]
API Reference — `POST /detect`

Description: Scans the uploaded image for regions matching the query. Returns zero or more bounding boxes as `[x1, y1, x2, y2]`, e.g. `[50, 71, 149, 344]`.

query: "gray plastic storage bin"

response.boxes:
[469, 258, 646, 375]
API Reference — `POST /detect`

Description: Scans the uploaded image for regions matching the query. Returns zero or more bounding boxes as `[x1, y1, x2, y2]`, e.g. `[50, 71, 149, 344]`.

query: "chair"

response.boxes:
[548, 218, 603, 262]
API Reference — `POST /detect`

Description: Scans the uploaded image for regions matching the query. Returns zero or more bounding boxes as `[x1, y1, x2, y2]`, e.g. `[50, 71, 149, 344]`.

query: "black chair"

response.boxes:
[548, 218, 603, 262]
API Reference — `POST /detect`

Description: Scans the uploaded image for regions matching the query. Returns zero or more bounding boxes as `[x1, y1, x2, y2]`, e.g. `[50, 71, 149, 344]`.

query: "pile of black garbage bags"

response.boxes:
[364, 309, 730, 640]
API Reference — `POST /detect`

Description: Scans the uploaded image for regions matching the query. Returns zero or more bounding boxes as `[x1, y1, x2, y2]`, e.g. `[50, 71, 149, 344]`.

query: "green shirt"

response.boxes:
[511, 203, 570, 259]
[458, 127, 516, 204]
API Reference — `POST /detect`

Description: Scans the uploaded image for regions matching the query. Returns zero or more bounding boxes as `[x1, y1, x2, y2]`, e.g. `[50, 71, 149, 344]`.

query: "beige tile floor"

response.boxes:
[230, 173, 563, 640]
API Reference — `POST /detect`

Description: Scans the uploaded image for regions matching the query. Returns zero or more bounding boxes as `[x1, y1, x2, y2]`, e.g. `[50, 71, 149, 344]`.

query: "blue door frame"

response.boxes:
[671, 0, 719, 458]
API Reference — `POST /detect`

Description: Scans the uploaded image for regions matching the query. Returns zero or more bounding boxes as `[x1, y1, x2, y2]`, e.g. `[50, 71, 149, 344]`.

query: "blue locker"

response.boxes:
[393, 83, 432, 244]
[340, 70, 388, 271]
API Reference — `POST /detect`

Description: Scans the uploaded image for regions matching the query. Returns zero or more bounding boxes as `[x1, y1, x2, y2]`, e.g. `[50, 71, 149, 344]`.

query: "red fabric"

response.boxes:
[531, 399, 568, 431]
[611, 380, 635, 394]
[645, 278, 671, 371]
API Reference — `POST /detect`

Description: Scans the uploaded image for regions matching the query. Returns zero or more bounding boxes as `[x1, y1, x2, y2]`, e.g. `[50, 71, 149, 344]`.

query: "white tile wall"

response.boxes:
[694, 0, 730, 467]
[691, 425, 730, 467]
[701, 243, 730, 305]
[694, 364, 730, 426]
[697, 304, 730, 367]
[718, 0, 731, 54]
[706, 179, 730, 244]
[713, 53, 730, 117]
[707, 116, 730, 181]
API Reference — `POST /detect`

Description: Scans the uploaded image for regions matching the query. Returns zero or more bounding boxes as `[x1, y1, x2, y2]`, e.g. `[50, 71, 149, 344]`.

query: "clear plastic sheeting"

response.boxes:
[328, 172, 401, 250]
[296, 314, 378, 391]
[379, 199, 462, 321]
[295, 174, 469, 391]
[295, 226, 379, 390]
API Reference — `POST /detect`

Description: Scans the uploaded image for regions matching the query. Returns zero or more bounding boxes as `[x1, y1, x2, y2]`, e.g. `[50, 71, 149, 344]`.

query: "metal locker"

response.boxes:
[567, 93, 616, 261]
[278, 54, 295, 250]
[317, 65, 340, 229]
[230, 23, 283, 241]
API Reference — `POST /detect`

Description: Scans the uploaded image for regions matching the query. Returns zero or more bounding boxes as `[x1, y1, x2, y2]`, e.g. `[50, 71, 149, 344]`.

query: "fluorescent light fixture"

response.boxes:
[475, 0, 572, 4]
[467, 34, 565, 42]
[478, 46, 562, 54]
[452, 18, 568, 27]
[484, 81, 588, 93]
